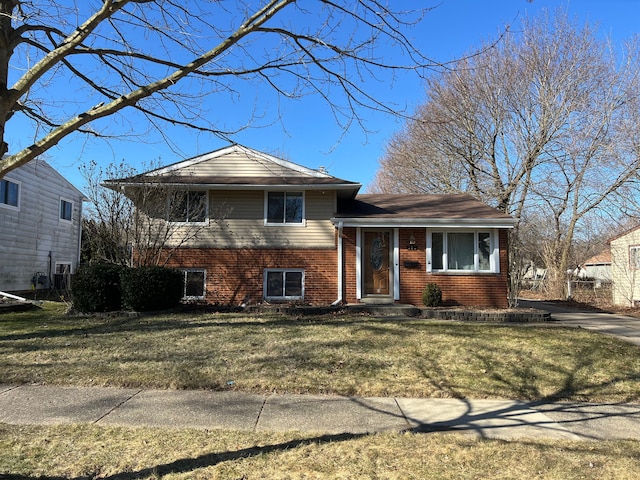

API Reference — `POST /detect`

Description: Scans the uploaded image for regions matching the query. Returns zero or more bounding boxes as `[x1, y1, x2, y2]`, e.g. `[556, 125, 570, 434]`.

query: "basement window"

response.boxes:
[264, 269, 304, 300]
[181, 269, 206, 299]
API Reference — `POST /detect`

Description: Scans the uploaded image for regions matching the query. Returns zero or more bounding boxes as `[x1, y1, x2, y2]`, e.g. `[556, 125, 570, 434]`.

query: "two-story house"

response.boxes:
[105, 145, 515, 307]
[0, 159, 85, 292]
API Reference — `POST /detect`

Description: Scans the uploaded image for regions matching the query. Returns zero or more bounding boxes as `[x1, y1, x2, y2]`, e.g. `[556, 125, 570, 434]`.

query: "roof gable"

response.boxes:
[107, 144, 359, 194]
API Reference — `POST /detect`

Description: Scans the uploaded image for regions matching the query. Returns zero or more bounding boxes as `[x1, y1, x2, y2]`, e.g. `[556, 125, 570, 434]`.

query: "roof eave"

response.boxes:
[331, 217, 516, 229]
[103, 181, 361, 190]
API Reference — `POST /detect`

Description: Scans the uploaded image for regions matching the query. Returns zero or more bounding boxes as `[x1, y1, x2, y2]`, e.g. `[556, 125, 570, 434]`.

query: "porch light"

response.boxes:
[408, 233, 417, 250]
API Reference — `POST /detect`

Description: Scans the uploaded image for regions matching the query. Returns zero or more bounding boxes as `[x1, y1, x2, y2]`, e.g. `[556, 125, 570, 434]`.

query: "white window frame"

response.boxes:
[264, 191, 306, 226]
[54, 262, 72, 289]
[59, 197, 73, 222]
[167, 190, 209, 224]
[180, 268, 206, 300]
[263, 268, 305, 301]
[427, 229, 499, 273]
[0, 178, 20, 210]
[629, 245, 640, 270]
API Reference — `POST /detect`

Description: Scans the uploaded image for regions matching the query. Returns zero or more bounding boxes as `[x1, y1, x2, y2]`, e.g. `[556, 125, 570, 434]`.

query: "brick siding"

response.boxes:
[165, 247, 338, 306]
[164, 229, 509, 308]
[342, 227, 509, 308]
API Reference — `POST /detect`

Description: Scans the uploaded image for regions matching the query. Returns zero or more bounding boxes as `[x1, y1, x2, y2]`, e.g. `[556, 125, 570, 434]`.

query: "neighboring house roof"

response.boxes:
[104, 144, 360, 198]
[3, 158, 87, 201]
[335, 194, 516, 228]
[584, 248, 612, 266]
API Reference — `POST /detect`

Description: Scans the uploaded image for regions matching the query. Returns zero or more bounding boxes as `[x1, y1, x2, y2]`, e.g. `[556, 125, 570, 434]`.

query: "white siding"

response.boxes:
[0, 160, 84, 291]
[611, 228, 640, 306]
[166, 189, 337, 249]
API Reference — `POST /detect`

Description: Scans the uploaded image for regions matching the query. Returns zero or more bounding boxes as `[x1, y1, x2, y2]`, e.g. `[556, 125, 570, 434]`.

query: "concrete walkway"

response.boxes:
[1, 384, 639, 441]
[519, 299, 640, 346]
[2, 301, 639, 441]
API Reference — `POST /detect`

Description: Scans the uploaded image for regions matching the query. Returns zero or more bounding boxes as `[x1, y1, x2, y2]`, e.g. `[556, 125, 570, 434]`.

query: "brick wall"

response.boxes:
[342, 228, 509, 308]
[164, 228, 510, 308]
[165, 247, 338, 306]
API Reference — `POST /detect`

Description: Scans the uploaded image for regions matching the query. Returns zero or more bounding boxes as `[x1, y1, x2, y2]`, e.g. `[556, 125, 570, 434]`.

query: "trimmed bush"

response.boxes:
[72, 264, 125, 312]
[120, 266, 183, 312]
[423, 283, 443, 307]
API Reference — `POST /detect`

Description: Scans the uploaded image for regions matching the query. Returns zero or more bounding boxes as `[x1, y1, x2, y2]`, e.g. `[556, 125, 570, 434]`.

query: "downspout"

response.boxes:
[76, 200, 84, 269]
[332, 221, 344, 305]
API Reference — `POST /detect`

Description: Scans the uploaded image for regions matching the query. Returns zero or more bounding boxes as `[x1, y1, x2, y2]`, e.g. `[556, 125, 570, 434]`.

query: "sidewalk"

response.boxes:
[2, 384, 639, 441]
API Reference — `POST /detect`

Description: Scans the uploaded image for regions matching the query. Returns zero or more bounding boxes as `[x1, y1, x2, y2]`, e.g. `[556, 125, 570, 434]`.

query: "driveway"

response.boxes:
[518, 299, 640, 346]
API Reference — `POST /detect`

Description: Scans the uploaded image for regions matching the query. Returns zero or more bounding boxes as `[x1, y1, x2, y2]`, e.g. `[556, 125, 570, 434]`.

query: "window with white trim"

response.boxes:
[60, 199, 73, 221]
[265, 191, 304, 225]
[630, 246, 640, 270]
[0, 178, 19, 208]
[168, 191, 207, 223]
[54, 262, 72, 289]
[428, 230, 497, 273]
[264, 269, 304, 300]
[180, 269, 206, 299]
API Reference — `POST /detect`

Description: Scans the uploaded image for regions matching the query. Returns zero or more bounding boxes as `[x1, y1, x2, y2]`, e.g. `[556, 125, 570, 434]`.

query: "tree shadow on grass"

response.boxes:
[3, 432, 369, 480]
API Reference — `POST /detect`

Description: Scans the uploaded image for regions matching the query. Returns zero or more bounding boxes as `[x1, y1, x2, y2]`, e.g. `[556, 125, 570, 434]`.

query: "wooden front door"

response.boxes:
[363, 230, 392, 297]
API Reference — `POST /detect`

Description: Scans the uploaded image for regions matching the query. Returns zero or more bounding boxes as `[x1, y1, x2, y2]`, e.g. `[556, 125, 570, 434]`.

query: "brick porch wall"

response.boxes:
[342, 227, 510, 308]
[165, 247, 338, 306]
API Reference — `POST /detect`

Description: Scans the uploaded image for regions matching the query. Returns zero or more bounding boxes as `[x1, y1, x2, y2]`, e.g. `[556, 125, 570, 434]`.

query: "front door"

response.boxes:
[363, 230, 392, 298]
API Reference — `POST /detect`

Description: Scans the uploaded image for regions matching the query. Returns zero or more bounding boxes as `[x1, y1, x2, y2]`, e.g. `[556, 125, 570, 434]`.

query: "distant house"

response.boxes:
[610, 226, 640, 306]
[583, 248, 612, 287]
[105, 145, 516, 308]
[0, 159, 85, 292]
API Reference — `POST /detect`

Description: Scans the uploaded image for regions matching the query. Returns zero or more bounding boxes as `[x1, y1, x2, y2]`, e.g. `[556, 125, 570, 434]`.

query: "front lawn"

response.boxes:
[1, 302, 639, 402]
[2, 423, 640, 479]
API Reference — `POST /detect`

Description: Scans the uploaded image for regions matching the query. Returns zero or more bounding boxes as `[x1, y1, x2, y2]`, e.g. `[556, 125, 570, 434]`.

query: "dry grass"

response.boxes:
[1, 423, 640, 479]
[1, 302, 639, 402]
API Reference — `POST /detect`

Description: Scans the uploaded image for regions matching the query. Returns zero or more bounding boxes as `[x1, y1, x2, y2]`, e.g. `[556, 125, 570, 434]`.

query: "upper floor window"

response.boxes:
[266, 191, 304, 225]
[630, 246, 640, 270]
[60, 199, 73, 221]
[0, 179, 19, 209]
[168, 191, 207, 223]
[428, 230, 496, 273]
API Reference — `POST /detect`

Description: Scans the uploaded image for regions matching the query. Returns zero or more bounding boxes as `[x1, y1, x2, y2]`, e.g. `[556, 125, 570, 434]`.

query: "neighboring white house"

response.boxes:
[583, 248, 612, 287]
[0, 159, 85, 292]
[611, 226, 640, 307]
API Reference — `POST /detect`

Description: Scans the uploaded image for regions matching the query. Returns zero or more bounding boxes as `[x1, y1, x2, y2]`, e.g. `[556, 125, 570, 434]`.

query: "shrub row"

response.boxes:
[72, 264, 183, 313]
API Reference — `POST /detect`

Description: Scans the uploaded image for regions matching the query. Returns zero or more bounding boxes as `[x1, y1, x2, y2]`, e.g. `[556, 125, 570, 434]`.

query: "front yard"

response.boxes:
[2, 302, 640, 479]
[2, 302, 639, 402]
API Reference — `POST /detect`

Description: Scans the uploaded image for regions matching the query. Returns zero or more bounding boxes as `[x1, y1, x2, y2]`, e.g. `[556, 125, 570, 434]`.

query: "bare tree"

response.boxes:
[372, 9, 640, 300]
[0, 0, 440, 178]
[81, 160, 222, 267]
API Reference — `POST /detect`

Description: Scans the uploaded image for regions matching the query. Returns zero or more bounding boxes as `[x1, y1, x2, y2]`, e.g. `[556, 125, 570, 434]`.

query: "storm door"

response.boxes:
[363, 230, 392, 297]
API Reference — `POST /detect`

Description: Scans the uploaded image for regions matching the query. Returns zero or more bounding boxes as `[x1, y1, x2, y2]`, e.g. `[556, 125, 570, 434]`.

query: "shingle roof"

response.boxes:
[584, 249, 612, 265]
[107, 174, 359, 187]
[337, 194, 513, 220]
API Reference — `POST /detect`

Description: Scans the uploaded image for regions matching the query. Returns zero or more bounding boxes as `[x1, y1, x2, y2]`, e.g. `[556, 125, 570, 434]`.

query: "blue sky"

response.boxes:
[26, 0, 640, 193]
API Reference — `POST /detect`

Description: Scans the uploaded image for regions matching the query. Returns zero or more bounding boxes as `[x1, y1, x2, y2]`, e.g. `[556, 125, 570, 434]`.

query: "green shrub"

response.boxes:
[422, 283, 443, 307]
[72, 264, 126, 312]
[120, 266, 183, 312]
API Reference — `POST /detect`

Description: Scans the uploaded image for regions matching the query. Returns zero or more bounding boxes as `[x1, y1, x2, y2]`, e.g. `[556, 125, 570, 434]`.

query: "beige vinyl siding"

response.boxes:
[167, 189, 337, 249]
[611, 228, 640, 306]
[162, 151, 305, 178]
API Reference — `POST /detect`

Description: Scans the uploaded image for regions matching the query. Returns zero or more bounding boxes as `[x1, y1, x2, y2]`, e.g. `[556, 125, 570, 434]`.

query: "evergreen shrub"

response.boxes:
[423, 283, 443, 307]
[120, 266, 183, 312]
[72, 264, 125, 312]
